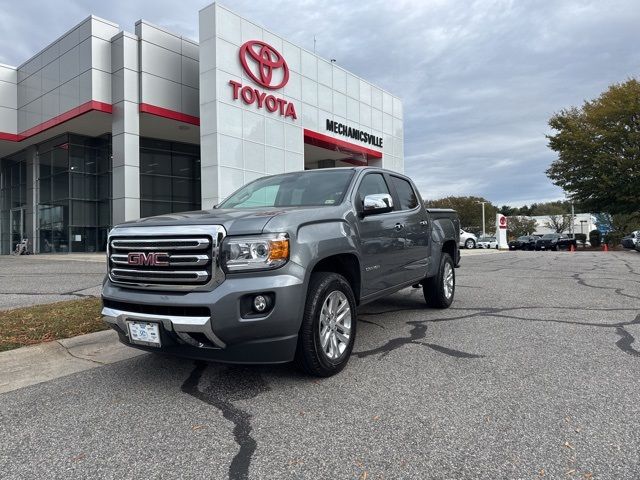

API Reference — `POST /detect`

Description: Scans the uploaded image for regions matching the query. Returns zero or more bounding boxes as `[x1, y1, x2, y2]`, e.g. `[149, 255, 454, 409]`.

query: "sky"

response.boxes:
[0, 0, 638, 206]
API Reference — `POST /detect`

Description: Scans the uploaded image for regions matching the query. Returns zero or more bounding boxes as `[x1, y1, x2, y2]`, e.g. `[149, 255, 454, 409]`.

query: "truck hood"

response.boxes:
[113, 207, 308, 236]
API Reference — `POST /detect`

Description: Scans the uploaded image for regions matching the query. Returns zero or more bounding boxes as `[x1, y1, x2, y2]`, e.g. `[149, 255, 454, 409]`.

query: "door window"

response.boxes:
[391, 176, 419, 210]
[356, 173, 391, 206]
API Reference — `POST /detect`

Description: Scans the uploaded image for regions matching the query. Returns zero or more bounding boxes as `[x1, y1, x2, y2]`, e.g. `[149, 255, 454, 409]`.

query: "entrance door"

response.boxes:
[10, 208, 25, 252]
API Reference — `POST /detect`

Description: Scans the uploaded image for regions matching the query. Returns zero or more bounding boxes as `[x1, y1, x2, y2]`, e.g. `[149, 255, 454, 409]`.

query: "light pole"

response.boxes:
[477, 201, 486, 238]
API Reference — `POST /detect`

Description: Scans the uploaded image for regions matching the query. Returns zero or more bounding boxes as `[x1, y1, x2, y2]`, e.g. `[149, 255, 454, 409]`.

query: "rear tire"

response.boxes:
[423, 253, 455, 309]
[294, 272, 357, 377]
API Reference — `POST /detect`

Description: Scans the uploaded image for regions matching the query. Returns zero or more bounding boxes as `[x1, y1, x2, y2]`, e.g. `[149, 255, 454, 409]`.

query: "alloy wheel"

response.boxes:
[443, 262, 454, 299]
[318, 291, 352, 360]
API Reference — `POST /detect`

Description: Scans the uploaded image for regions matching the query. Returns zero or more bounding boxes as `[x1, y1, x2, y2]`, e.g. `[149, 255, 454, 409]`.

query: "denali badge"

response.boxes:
[127, 252, 169, 267]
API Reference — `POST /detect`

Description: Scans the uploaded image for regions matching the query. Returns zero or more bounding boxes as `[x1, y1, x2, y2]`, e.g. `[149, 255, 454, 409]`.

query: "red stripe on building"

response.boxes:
[303, 129, 382, 161]
[139, 103, 200, 126]
[0, 132, 20, 142]
[0, 100, 113, 142]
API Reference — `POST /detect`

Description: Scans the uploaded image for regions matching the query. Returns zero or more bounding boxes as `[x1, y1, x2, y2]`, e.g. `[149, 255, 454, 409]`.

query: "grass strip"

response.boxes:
[0, 297, 106, 352]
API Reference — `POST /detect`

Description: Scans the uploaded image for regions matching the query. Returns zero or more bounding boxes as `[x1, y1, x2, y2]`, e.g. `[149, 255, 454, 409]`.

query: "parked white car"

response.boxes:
[477, 236, 498, 249]
[459, 229, 477, 249]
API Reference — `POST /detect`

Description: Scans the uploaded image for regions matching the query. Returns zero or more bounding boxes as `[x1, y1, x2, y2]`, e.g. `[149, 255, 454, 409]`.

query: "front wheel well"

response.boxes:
[311, 254, 361, 304]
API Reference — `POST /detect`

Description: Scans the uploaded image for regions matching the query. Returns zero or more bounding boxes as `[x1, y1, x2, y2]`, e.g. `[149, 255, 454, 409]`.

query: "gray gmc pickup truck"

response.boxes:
[102, 167, 460, 376]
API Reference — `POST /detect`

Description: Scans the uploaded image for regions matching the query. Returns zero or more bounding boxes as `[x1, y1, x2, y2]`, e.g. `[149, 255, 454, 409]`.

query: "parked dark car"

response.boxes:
[508, 235, 537, 251]
[535, 233, 577, 251]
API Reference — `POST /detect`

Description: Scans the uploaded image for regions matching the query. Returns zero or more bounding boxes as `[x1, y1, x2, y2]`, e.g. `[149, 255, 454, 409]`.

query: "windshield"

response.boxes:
[517, 236, 529, 241]
[218, 170, 355, 209]
[542, 234, 559, 239]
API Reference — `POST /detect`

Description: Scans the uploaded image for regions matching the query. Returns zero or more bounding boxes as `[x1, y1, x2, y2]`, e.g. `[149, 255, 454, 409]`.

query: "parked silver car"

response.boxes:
[459, 229, 477, 249]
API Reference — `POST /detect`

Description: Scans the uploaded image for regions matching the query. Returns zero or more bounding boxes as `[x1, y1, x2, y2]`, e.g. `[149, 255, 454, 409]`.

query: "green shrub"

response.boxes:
[605, 231, 624, 246]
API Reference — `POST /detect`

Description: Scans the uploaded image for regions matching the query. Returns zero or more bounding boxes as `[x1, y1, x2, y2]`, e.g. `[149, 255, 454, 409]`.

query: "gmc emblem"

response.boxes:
[127, 252, 169, 267]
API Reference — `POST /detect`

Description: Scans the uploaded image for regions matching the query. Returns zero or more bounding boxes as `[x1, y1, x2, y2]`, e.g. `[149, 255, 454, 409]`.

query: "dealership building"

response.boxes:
[0, 3, 404, 254]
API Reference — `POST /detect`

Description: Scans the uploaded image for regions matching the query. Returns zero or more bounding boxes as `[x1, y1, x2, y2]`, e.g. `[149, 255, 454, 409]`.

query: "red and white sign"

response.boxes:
[498, 215, 507, 229]
[239, 40, 289, 89]
[229, 40, 297, 120]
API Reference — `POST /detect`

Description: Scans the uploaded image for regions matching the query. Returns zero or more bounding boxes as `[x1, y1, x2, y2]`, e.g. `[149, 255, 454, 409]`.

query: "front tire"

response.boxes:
[423, 253, 455, 308]
[465, 239, 476, 249]
[295, 272, 357, 377]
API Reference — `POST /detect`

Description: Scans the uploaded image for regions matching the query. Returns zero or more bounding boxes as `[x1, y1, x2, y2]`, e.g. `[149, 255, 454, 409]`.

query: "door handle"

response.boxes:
[419, 220, 428, 226]
[395, 223, 404, 231]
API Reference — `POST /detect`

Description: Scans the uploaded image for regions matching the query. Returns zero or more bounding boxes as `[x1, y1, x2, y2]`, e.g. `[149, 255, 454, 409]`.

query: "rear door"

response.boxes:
[388, 174, 430, 283]
[354, 172, 407, 297]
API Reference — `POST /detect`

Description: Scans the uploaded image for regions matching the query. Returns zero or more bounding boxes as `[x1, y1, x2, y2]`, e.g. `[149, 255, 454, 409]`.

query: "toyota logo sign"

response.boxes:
[239, 40, 289, 90]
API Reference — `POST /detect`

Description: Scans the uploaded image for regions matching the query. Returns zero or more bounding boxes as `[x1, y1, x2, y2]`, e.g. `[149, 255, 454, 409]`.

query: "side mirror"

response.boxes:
[362, 193, 393, 216]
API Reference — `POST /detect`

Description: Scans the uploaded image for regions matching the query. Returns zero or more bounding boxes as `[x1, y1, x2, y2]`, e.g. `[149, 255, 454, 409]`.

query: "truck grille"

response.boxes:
[107, 226, 226, 291]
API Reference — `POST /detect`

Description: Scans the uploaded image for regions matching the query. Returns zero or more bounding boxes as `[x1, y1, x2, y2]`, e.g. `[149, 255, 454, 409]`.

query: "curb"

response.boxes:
[0, 330, 145, 394]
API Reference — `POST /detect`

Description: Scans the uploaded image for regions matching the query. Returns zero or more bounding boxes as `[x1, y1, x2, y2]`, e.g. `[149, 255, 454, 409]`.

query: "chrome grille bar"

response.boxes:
[111, 268, 209, 283]
[111, 238, 211, 250]
[110, 253, 210, 267]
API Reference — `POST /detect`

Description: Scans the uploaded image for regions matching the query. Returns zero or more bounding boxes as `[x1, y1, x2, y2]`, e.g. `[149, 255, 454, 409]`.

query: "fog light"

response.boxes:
[253, 295, 268, 312]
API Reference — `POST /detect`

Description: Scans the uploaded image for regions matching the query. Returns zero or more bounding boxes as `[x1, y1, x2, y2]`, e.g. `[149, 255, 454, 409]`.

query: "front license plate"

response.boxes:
[127, 321, 161, 347]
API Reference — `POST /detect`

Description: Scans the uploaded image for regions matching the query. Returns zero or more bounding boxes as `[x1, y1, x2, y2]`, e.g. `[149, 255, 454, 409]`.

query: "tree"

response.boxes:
[528, 201, 573, 216]
[518, 205, 532, 216]
[546, 78, 640, 215]
[507, 216, 538, 238]
[544, 214, 572, 233]
[425, 196, 498, 235]
[499, 205, 516, 216]
[596, 212, 640, 245]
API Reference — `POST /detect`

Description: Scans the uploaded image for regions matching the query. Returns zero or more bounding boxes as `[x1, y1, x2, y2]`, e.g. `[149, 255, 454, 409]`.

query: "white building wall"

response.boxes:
[199, 3, 404, 206]
[15, 16, 119, 134]
[136, 20, 200, 118]
[532, 213, 597, 235]
[0, 64, 17, 136]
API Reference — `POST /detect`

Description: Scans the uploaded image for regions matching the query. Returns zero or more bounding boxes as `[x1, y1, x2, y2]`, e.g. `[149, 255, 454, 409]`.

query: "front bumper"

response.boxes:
[102, 262, 307, 364]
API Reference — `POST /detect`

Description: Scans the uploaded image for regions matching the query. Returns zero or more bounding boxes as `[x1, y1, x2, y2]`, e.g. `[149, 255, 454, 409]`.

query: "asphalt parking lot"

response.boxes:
[0, 255, 105, 310]
[1, 250, 640, 479]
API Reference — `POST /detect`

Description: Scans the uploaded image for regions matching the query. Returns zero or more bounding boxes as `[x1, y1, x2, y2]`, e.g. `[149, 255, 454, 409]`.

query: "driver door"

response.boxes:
[354, 172, 406, 298]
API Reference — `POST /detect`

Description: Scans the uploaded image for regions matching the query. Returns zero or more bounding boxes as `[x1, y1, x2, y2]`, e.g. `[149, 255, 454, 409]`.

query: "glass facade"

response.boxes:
[37, 134, 111, 253]
[0, 151, 27, 255]
[0, 134, 202, 254]
[140, 137, 201, 218]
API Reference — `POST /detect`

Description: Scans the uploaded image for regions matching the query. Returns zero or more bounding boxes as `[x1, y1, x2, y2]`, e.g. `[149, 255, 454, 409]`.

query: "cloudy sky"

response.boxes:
[1, 0, 638, 206]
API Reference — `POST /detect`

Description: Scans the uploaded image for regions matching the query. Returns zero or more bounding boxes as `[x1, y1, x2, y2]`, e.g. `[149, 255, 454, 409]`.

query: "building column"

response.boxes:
[199, 4, 220, 208]
[111, 31, 140, 224]
[25, 146, 38, 253]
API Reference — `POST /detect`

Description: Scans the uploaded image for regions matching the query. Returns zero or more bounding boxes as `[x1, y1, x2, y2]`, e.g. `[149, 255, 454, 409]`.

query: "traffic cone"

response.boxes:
[603, 243, 609, 252]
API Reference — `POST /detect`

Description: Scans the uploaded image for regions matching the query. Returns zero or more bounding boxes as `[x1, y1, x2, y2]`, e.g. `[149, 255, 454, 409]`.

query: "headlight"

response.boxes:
[221, 233, 289, 272]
